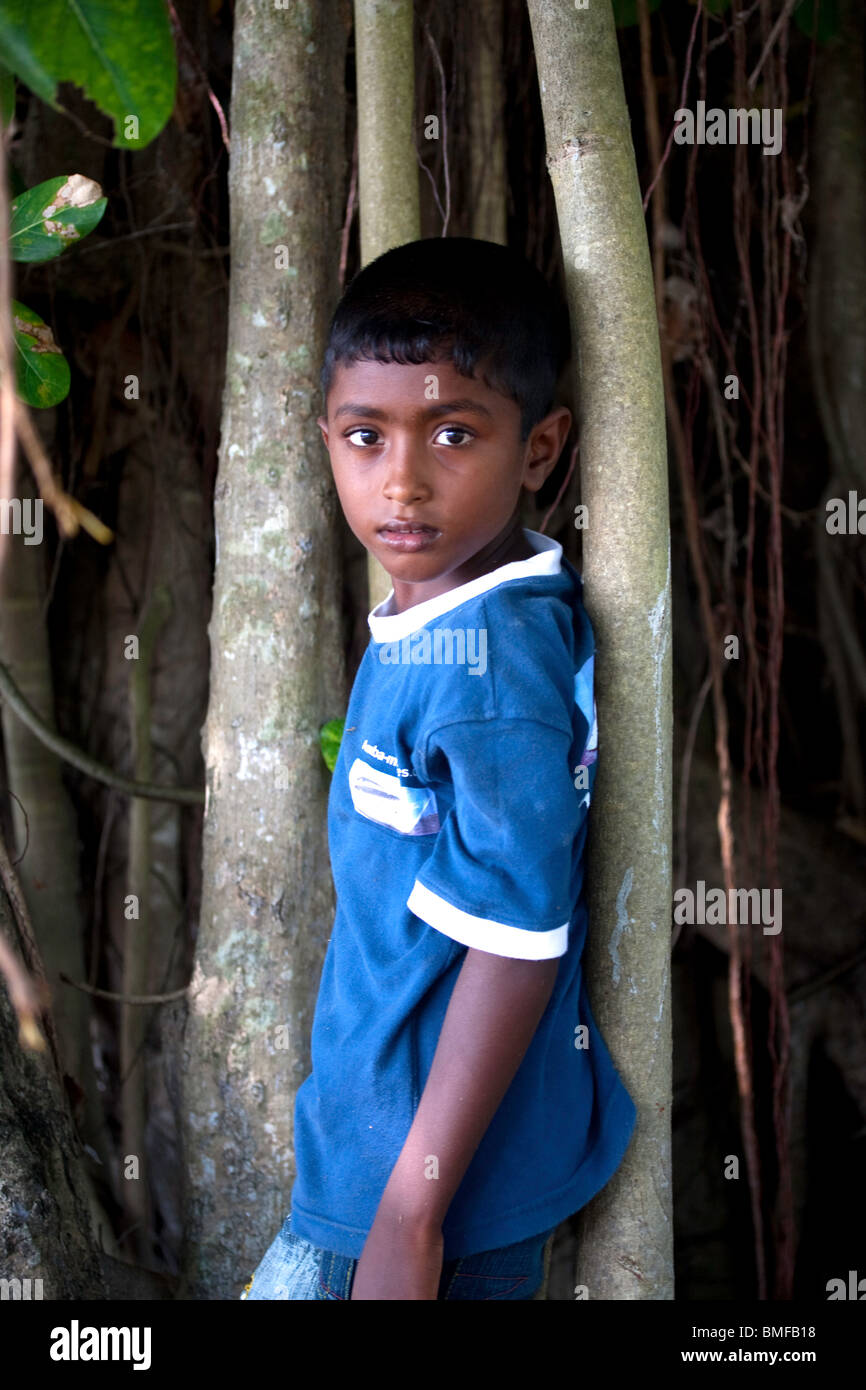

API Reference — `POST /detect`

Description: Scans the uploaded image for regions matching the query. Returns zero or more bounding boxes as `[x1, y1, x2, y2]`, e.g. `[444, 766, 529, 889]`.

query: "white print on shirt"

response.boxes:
[349, 758, 441, 836]
[361, 738, 410, 777]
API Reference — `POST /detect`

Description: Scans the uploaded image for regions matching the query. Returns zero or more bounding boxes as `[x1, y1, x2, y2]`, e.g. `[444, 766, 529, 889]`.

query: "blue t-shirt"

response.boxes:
[290, 528, 637, 1260]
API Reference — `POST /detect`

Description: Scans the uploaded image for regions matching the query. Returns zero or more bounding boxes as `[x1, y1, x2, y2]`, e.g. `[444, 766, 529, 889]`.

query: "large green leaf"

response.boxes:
[10, 174, 106, 262]
[319, 718, 345, 774]
[793, 0, 840, 43]
[12, 299, 70, 407]
[0, 0, 176, 148]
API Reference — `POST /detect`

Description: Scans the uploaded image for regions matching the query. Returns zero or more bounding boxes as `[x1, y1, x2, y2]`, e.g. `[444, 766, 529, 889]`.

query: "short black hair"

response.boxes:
[320, 237, 570, 441]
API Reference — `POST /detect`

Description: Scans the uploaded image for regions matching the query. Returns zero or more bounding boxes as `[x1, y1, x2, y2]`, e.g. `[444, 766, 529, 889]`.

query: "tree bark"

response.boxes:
[0, 881, 107, 1299]
[354, 0, 421, 609]
[121, 583, 172, 1263]
[0, 467, 90, 1088]
[181, 0, 349, 1298]
[0, 464, 116, 1198]
[809, 0, 866, 494]
[809, 0, 866, 819]
[468, 0, 507, 245]
[526, 0, 673, 1299]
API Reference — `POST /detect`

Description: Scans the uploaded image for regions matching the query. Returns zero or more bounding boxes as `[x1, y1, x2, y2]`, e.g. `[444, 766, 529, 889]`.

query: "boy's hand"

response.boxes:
[350, 1213, 443, 1300]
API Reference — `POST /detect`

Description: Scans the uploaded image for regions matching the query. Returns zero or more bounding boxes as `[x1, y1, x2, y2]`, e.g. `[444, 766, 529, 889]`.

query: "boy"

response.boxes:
[243, 237, 636, 1301]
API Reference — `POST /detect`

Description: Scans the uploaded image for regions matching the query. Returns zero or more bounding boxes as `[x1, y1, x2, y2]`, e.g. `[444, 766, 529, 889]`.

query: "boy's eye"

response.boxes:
[345, 428, 379, 447]
[343, 425, 475, 448]
[434, 426, 473, 447]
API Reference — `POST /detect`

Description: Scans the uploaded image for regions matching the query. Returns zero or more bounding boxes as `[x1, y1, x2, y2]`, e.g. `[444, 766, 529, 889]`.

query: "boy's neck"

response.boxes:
[386, 519, 535, 615]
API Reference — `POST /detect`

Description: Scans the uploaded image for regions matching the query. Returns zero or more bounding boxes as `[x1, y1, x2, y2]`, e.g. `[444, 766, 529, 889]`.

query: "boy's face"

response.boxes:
[318, 356, 571, 613]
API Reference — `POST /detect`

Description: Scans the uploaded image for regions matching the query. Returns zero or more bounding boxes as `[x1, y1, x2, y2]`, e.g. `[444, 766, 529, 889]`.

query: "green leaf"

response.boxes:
[319, 718, 345, 774]
[0, 0, 176, 148]
[612, 0, 661, 27]
[0, 60, 14, 124]
[12, 299, 70, 407]
[793, 0, 840, 43]
[10, 174, 106, 263]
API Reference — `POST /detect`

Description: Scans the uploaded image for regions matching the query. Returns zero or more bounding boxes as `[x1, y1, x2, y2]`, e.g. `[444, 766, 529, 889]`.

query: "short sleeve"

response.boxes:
[407, 717, 585, 960]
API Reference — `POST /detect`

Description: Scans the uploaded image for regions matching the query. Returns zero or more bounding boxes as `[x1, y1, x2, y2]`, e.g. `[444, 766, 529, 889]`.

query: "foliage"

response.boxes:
[9, 173, 106, 262]
[319, 718, 345, 773]
[792, 0, 840, 42]
[612, 0, 662, 24]
[0, 0, 176, 148]
[0, 1, 178, 407]
[7, 175, 106, 406]
[0, 60, 14, 123]
[11, 297, 71, 406]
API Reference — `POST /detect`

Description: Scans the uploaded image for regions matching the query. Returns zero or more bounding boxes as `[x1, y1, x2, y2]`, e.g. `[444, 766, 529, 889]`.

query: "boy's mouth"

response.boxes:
[377, 520, 441, 552]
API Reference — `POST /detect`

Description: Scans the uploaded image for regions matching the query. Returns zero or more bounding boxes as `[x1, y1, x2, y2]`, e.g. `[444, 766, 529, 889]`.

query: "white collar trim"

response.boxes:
[367, 529, 563, 642]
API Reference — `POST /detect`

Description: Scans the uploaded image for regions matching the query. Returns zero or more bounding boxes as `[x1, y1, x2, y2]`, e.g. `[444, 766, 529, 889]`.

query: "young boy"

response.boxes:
[242, 237, 636, 1301]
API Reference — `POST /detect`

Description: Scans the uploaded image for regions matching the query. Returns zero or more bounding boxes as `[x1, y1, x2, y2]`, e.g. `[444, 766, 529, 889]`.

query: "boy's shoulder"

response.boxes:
[475, 552, 590, 644]
[409, 557, 592, 737]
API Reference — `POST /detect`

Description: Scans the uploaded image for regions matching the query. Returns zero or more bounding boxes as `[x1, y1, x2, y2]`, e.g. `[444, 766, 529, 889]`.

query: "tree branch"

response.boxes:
[0, 660, 204, 803]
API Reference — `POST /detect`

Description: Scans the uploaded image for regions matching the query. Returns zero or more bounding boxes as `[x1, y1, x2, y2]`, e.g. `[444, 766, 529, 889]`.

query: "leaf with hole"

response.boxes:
[0, 0, 176, 148]
[12, 300, 71, 408]
[10, 174, 106, 263]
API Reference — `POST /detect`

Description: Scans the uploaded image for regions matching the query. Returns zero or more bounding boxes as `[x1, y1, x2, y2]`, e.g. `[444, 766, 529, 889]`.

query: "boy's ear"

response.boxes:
[317, 415, 330, 448]
[522, 406, 572, 494]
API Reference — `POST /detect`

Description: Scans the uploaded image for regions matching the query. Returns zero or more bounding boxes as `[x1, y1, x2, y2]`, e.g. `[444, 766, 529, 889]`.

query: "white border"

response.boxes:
[407, 880, 569, 960]
[368, 529, 563, 643]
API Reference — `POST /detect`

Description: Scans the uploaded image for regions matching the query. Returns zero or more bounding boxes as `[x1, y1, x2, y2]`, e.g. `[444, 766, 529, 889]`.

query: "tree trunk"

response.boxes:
[0, 464, 104, 1155]
[809, 0, 866, 820]
[0, 882, 106, 1299]
[181, 0, 349, 1298]
[121, 583, 172, 1263]
[526, 0, 673, 1299]
[4, 0, 225, 1278]
[468, 0, 507, 245]
[354, 0, 421, 609]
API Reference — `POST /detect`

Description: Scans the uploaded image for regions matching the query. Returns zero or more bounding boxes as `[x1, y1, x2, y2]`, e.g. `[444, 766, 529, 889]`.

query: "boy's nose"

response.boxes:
[381, 440, 432, 503]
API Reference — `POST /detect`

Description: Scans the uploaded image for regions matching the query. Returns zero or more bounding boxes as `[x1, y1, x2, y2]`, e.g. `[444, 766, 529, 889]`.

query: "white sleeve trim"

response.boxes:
[407, 880, 569, 960]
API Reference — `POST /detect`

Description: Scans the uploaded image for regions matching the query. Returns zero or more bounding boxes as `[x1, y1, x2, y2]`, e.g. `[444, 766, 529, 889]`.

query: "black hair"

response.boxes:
[319, 237, 570, 441]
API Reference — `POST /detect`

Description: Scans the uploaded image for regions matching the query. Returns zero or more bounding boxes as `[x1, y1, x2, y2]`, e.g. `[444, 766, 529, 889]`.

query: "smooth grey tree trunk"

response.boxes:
[526, 0, 673, 1299]
[181, 0, 349, 1298]
[354, 0, 421, 610]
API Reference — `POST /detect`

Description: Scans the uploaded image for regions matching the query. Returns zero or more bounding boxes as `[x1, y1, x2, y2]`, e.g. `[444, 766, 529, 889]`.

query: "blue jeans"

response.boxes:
[241, 1211, 556, 1301]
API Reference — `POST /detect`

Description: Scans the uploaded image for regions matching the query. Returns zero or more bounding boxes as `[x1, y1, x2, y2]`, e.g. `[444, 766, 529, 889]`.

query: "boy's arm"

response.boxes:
[350, 944, 560, 1300]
